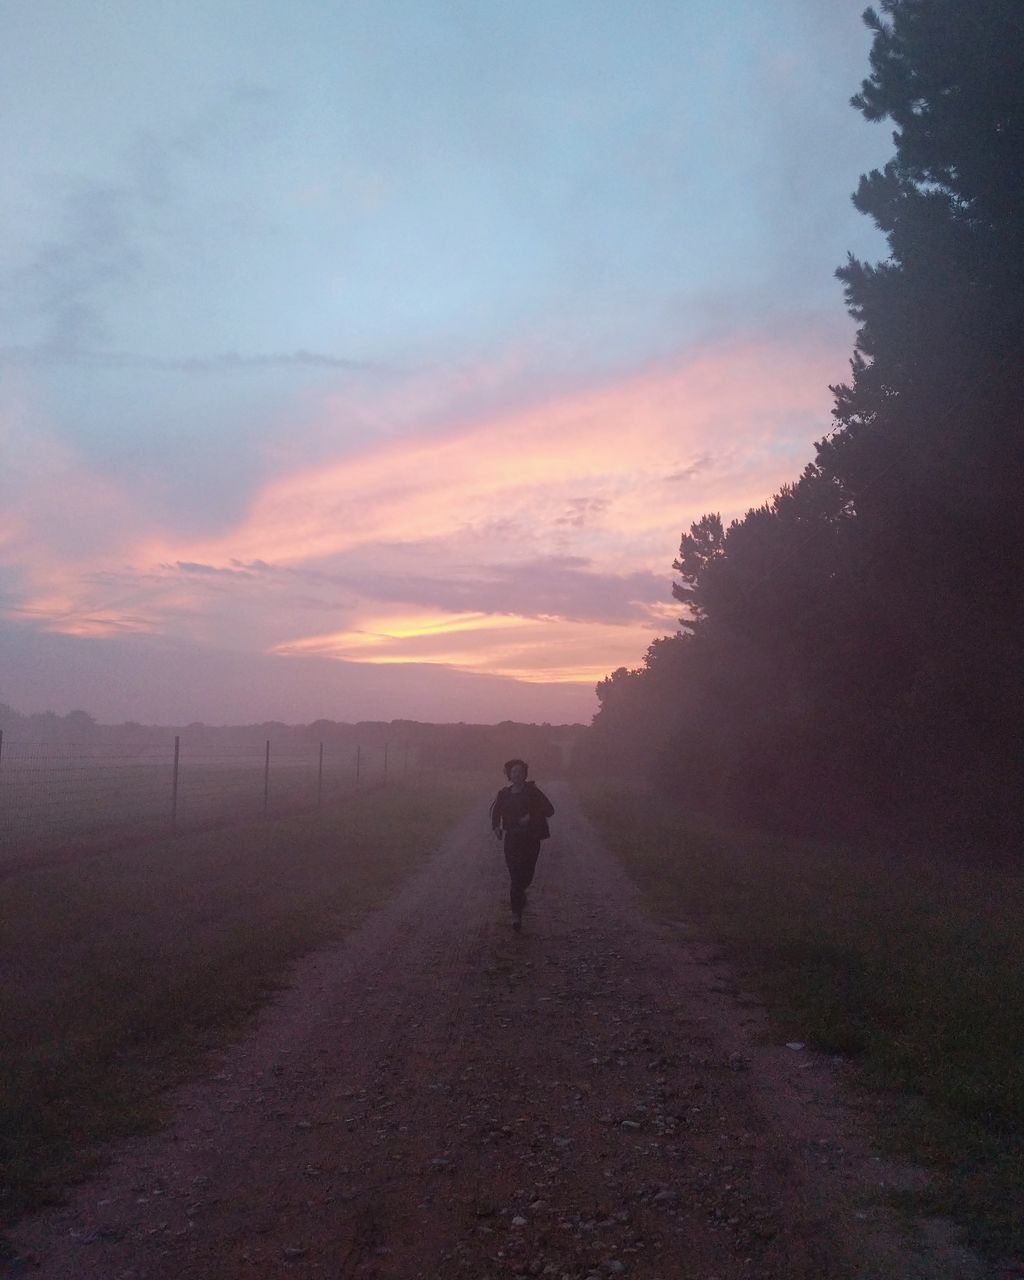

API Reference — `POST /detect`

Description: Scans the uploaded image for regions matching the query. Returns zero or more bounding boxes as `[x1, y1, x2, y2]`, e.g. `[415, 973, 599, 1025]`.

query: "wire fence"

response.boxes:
[0, 733, 420, 858]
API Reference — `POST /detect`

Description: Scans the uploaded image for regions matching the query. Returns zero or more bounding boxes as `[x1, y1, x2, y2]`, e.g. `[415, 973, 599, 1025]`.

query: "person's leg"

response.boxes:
[504, 842, 525, 912]
[504, 839, 540, 928]
[518, 840, 541, 899]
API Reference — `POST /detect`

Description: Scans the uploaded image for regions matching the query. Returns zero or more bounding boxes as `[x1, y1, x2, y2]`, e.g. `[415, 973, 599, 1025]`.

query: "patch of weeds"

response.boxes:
[578, 778, 1024, 1259]
[753, 939, 874, 1057]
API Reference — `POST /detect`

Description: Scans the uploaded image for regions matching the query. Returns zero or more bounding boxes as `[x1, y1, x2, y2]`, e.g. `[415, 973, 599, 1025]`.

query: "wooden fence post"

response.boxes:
[171, 735, 180, 834]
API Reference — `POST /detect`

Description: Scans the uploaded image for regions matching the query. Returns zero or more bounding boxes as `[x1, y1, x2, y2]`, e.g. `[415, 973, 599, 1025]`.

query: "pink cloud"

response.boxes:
[272, 607, 661, 684]
[4, 324, 847, 708]
[153, 326, 840, 575]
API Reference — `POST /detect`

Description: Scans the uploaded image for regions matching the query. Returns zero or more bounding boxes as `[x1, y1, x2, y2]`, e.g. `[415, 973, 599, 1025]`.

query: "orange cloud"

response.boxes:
[7, 326, 847, 693]
[272, 607, 657, 684]
[150, 329, 838, 577]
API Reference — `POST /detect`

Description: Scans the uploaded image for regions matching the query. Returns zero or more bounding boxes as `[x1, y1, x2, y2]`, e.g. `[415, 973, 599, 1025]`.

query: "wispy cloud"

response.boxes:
[0, 84, 291, 359]
[3, 327, 842, 689]
[0, 346, 379, 373]
[151, 329, 835, 572]
[555, 497, 611, 528]
[272, 608, 657, 684]
[665, 453, 715, 482]
[0, 178, 140, 351]
[171, 553, 668, 626]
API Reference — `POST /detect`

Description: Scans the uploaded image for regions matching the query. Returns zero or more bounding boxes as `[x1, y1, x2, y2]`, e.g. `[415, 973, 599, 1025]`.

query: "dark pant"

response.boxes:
[503, 836, 541, 913]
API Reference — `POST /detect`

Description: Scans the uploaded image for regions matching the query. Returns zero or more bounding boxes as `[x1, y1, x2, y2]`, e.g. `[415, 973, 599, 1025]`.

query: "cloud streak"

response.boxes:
[0, 346, 380, 373]
[2, 325, 843, 700]
[153, 328, 837, 573]
[170, 553, 669, 627]
[272, 608, 659, 684]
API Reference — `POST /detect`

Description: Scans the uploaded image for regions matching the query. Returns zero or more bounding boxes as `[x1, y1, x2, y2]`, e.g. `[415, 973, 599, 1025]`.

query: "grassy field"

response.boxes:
[0, 743, 397, 860]
[580, 780, 1024, 1258]
[0, 772, 486, 1226]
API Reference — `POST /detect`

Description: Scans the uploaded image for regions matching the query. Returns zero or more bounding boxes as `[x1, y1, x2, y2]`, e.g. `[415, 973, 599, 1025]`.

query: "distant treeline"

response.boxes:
[0, 702, 587, 777]
[587, 1, 1024, 854]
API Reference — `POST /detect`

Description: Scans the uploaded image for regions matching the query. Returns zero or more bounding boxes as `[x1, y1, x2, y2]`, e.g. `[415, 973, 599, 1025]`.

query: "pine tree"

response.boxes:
[816, 0, 1024, 842]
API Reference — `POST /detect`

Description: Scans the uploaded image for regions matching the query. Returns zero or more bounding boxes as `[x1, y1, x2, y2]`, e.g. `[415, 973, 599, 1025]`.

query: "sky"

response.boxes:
[0, 1, 891, 727]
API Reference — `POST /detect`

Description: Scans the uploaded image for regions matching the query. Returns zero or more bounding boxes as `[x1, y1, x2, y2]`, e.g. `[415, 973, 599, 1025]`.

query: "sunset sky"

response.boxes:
[0, 1, 889, 726]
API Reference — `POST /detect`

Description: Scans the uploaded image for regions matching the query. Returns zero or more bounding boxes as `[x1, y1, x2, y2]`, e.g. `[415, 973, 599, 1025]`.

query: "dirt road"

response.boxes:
[7, 785, 987, 1279]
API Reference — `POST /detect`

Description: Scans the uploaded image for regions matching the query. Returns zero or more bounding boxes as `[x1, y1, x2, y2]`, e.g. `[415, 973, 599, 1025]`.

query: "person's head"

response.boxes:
[504, 758, 528, 784]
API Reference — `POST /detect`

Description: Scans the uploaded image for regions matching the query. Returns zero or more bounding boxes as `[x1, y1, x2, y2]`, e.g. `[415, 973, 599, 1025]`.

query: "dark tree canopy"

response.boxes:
[590, 0, 1024, 853]
[828, 0, 1024, 510]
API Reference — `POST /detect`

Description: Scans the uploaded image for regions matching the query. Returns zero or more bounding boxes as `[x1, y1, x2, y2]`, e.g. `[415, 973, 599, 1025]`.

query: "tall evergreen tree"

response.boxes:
[813, 0, 1024, 840]
[594, 1, 1024, 848]
[825, 0, 1024, 496]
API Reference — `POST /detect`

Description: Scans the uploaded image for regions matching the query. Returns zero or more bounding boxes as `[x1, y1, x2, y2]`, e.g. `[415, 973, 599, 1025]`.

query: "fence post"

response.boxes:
[264, 739, 270, 816]
[355, 744, 361, 789]
[317, 741, 324, 810]
[171, 735, 180, 834]
[383, 741, 389, 787]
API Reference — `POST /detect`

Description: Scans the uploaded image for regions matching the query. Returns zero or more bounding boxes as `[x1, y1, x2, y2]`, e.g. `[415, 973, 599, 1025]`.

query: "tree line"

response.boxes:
[589, 0, 1024, 854]
[0, 702, 584, 777]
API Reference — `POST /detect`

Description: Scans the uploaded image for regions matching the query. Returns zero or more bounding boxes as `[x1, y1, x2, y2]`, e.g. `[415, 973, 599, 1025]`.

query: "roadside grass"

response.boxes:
[579, 780, 1024, 1257]
[0, 773, 485, 1224]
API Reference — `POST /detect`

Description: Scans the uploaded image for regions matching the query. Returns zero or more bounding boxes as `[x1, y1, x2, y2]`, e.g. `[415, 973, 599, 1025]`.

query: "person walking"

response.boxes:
[489, 759, 555, 932]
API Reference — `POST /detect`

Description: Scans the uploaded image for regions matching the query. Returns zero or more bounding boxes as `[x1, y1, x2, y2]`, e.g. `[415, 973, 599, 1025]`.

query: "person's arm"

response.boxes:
[489, 789, 505, 836]
[532, 785, 555, 818]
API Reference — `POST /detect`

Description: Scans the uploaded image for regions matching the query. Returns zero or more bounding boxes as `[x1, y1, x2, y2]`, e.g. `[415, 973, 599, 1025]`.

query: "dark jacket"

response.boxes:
[490, 781, 555, 841]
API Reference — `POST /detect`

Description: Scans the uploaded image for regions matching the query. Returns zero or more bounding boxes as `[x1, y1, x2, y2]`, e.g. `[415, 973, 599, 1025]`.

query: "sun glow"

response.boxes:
[272, 607, 658, 684]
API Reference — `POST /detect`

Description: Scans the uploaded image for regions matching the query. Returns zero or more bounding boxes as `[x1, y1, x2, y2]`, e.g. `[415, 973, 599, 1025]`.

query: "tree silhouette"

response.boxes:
[591, 0, 1024, 851]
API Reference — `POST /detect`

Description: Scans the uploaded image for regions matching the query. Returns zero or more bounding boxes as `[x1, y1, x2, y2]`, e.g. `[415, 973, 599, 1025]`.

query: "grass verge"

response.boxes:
[0, 773, 484, 1225]
[579, 780, 1024, 1258]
